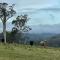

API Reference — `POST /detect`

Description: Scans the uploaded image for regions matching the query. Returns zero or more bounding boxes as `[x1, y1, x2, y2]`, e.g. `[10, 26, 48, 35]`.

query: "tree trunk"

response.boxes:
[3, 21, 6, 44]
[2, 8, 7, 44]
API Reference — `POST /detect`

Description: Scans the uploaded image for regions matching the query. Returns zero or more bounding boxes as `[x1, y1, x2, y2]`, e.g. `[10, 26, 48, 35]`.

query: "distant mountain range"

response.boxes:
[0, 22, 60, 34]
[25, 33, 56, 41]
[29, 24, 60, 34]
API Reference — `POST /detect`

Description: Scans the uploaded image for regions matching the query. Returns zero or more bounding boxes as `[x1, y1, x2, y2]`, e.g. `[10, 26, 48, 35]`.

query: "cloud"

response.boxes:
[0, 0, 60, 25]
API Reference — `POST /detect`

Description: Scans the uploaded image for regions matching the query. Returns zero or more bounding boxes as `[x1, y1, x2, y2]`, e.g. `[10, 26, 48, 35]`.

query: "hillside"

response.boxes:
[48, 34, 60, 47]
[0, 43, 60, 60]
[24, 33, 55, 41]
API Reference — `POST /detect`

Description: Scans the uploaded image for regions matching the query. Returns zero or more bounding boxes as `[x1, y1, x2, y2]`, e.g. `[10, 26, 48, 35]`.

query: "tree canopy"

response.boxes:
[12, 14, 31, 33]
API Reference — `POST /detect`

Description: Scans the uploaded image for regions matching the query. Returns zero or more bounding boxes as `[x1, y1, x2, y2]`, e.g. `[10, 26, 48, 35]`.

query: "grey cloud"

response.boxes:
[17, 7, 60, 15]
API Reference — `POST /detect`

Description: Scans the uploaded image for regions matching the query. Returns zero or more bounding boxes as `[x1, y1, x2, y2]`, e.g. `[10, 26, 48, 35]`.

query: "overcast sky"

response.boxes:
[0, 0, 60, 25]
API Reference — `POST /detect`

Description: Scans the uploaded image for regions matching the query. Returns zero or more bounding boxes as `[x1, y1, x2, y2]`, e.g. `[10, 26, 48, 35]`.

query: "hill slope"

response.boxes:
[0, 44, 60, 60]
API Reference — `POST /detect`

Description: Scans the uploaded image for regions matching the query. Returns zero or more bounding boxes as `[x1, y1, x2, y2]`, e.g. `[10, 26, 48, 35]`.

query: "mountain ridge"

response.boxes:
[0, 22, 60, 34]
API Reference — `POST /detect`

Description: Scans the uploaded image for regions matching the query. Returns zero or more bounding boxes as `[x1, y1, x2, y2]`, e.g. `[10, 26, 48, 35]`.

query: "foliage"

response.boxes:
[0, 3, 16, 21]
[12, 14, 31, 33]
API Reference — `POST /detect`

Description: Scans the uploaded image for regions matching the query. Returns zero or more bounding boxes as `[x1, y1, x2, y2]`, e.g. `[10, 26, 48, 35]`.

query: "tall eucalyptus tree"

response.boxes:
[12, 14, 31, 43]
[0, 3, 16, 43]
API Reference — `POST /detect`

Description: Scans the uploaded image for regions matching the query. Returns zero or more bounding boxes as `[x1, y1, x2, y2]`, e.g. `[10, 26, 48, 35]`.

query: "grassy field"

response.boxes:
[0, 43, 60, 60]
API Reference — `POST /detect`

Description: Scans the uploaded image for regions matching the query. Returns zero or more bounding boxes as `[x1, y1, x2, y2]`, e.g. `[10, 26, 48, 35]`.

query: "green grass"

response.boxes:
[0, 43, 60, 60]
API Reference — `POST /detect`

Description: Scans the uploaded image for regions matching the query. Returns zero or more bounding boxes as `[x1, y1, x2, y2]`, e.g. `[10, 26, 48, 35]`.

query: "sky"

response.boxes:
[0, 0, 60, 25]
